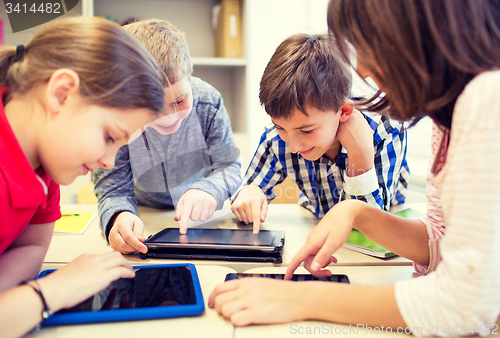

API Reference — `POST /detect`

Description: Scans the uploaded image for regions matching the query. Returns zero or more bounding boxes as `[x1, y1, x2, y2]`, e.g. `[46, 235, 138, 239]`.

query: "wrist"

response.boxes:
[34, 277, 63, 314]
[350, 201, 375, 233]
[295, 282, 317, 321]
[329, 200, 369, 232]
[345, 149, 374, 178]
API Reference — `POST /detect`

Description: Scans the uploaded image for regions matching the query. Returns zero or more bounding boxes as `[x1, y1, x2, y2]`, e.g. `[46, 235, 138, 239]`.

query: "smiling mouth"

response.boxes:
[299, 147, 315, 155]
[154, 118, 181, 130]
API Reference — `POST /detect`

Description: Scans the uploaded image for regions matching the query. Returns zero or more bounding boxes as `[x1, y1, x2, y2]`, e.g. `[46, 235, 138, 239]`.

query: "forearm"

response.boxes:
[300, 282, 406, 329]
[349, 202, 429, 265]
[345, 148, 374, 178]
[0, 245, 47, 292]
[0, 222, 53, 292]
[0, 285, 51, 338]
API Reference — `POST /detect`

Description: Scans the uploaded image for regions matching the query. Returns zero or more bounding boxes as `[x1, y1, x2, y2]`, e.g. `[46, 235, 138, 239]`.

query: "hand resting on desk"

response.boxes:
[109, 212, 148, 254]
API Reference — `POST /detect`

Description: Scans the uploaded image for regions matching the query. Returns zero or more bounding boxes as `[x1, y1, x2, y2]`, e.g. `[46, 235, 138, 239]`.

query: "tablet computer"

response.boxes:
[37, 264, 204, 326]
[141, 229, 285, 263]
[225, 273, 350, 283]
[144, 228, 285, 252]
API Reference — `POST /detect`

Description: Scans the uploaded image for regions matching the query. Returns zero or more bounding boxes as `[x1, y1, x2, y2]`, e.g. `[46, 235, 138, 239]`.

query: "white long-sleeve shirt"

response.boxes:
[395, 71, 500, 336]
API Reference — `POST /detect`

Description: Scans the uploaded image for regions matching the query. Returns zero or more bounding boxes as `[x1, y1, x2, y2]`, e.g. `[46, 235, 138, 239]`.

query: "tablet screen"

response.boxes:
[147, 228, 278, 247]
[58, 266, 197, 313]
[225, 273, 350, 283]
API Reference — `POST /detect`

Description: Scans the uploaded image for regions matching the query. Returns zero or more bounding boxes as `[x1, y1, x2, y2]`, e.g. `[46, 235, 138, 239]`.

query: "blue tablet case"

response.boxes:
[37, 263, 205, 326]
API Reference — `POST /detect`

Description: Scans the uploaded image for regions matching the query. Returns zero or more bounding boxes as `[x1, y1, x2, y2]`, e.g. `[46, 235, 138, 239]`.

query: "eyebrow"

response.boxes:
[273, 122, 316, 130]
[172, 93, 187, 103]
[117, 126, 130, 140]
[294, 124, 316, 130]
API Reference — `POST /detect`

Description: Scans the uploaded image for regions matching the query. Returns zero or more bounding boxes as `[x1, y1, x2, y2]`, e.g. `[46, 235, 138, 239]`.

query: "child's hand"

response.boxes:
[109, 212, 147, 254]
[337, 108, 374, 177]
[285, 200, 366, 279]
[175, 189, 217, 234]
[231, 185, 268, 234]
[208, 277, 308, 326]
[38, 252, 135, 312]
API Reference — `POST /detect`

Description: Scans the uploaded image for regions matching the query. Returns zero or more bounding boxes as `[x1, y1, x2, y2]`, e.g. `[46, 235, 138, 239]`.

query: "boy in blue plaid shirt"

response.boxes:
[232, 33, 409, 233]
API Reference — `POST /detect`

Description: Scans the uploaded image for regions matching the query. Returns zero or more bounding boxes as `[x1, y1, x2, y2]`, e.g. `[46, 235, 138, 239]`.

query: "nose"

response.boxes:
[288, 135, 303, 154]
[98, 150, 116, 170]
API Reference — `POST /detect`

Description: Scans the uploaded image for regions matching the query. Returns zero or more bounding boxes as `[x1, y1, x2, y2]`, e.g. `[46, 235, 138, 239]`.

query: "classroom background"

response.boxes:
[0, 0, 431, 205]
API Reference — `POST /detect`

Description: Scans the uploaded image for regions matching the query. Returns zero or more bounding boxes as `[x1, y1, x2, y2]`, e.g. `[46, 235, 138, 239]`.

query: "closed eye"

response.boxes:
[301, 129, 314, 134]
[106, 133, 115, 144]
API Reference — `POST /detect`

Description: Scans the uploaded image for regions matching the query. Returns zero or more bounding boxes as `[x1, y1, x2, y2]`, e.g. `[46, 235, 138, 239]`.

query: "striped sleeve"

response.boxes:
[395, 71, 500, 336]
[240, 128, 287, 202]
[343, 115, 409, 211]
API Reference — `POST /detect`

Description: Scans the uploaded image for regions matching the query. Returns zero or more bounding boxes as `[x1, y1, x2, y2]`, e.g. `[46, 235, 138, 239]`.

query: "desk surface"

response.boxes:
[27, 264, 464, 338]
[45, 203, 413, 271]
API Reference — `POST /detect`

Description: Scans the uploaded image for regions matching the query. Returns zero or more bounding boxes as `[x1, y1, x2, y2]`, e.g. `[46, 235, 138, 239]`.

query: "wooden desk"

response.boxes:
[25, 265, 235, 338]
[45, 203, 412, 272]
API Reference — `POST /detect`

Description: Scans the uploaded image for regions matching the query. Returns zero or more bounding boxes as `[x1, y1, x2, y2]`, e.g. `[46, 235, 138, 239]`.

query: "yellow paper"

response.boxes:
[54, 209, 96, 235]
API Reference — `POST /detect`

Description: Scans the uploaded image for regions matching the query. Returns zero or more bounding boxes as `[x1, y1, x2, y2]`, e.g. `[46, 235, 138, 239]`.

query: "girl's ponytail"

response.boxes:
[0, 47, 17, 89]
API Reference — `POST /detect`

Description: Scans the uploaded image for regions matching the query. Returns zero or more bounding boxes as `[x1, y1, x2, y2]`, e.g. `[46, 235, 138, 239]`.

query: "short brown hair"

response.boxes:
[328, 0, 500, 129]
[0, 17, 165, 114]
[259, 33, 352, 119]
[123, 19, 193, 86]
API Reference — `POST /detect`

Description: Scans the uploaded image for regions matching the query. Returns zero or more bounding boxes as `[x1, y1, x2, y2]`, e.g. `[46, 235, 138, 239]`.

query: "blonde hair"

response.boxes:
[0, 17, 165, 114]
[122, 19, 193, 86]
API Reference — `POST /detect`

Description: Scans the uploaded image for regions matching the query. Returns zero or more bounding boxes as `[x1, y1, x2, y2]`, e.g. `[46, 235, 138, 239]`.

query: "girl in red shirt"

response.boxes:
[0, 17, 165, 337]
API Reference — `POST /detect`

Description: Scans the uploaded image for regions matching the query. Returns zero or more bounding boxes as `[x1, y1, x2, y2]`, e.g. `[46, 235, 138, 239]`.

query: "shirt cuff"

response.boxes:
[342, 167, 379, 196]
[413, 216, 443, 275]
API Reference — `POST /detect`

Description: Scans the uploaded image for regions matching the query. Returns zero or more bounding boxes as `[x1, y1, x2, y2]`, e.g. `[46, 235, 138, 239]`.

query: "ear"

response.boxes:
[45, 69, 81, 114]
[338, 100, 355, 123]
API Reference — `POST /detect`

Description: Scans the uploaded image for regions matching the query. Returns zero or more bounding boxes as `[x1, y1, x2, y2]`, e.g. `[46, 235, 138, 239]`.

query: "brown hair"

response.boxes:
[328, 0, 500, 129]
[122, 19, 193, 86]
[0, 17, 165, 114]
[259, 33, 352, 119]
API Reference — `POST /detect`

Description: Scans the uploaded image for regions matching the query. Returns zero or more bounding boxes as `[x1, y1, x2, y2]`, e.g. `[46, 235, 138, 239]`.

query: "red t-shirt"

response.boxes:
[0, 87, 61, 256]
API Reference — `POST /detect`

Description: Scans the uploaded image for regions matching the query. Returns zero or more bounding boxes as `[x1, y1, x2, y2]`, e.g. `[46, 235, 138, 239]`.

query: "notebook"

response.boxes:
[343, 208, 425, 258]
[54, 209, 96, 235]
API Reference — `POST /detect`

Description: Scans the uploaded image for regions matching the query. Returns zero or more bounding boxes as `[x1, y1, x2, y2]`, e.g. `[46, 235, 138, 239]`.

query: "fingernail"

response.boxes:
[311, 261, 321, 271]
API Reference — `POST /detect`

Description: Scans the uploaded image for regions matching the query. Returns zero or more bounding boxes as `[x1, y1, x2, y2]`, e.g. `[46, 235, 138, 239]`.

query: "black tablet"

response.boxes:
[144, 228, 285, 252]
[37, 264, 204, 326]
[225, 273, 350, 283]
[141, 228, 285, 263]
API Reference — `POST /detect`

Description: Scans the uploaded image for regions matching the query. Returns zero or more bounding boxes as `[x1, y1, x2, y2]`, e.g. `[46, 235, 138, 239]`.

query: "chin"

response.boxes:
[301, 152, 321, 161]
[53, 175, 77, 186]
